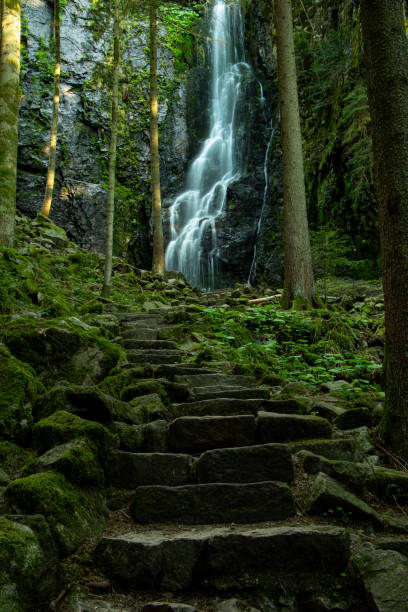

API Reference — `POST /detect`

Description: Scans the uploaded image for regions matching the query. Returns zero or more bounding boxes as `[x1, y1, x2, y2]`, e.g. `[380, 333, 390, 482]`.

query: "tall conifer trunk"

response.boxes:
[274, 0, 314, 308]
[0, 0, 20, 246]
[102, 0, 120, 297]
[41, 0, 60, 217]
[360, 0, 408, 459]
[150, 0, 165, 275]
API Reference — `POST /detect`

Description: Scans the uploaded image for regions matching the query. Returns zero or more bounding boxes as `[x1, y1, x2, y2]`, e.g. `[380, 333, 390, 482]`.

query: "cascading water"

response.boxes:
[165, 0, 252, 290]
[248, 121, 276, 285]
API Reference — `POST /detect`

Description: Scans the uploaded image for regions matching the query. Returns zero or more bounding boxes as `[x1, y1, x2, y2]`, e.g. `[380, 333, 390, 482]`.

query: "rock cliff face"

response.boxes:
[18, 0, 189, 262]
[18, 0, 280, 286]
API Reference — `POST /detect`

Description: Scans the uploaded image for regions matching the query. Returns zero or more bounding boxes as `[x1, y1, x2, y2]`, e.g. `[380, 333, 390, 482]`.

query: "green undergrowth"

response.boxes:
[190, 299, 383, 400]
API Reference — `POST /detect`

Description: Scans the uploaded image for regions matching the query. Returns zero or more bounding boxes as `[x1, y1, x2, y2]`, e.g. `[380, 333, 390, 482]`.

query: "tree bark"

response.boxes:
[0, 0, 20, 246]
[41, 0, 60, 217]
[150, 0, 165, 275]
[274, 0, 314, 308]
[102, 0, 120, 297]
[360, 0, 408, 459]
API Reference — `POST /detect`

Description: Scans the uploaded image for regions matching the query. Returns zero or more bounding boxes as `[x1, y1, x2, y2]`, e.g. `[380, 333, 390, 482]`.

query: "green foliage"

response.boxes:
[191, 303, 382, 393]
[159, 3, 203, 73]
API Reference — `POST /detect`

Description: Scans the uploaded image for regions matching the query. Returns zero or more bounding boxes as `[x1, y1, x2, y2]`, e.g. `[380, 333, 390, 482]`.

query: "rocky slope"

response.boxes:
[0, 214, 407, 611]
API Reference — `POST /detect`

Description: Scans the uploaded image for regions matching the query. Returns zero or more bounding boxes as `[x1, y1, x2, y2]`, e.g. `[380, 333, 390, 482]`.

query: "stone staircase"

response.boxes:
[69, 308, 408, 612]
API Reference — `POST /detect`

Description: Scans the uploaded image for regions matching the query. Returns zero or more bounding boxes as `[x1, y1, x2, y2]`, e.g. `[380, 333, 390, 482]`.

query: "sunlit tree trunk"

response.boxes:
[0, 0, 20, 246]
[41, 0, 60, 217]
[102, 0, 120, 297]
[360, 0, 408, 459]
[150, 0, 165, 275]
[274, 0, 314, 308]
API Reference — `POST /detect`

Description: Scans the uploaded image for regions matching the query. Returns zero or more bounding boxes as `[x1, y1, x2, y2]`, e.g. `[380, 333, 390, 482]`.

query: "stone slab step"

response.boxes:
[172, 398, 265, 418]
[130, 481, 294, 524]
[120, 339, 178, 350]
[127, 350, 183, 364]
[196, 443, 294, 484]
[256, 411, 333, 443]
[120, 327, 158, 341]
[194, 387, 270, 401]
[174, 374, 256, 387]
[106, 451, 193, 488]
[120, 313, 166, 322]
[95, 525, 350, 591]
[154, 365, 220, 378]
[169, 415, 255, 453]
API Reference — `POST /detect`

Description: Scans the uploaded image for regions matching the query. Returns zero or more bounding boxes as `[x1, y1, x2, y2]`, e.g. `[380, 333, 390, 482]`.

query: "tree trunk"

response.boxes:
[41, 0, 60, 217]
[102, 0, 120, 297]
[0, 0, 20, 247]
[150, 0, 165, 275]
[360, 0, 408, 459]
[274, 0, 314, 308]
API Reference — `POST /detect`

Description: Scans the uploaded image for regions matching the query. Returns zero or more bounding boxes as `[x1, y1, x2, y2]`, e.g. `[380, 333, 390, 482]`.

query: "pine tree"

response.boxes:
[274, 0, 315, 308]
[360, 0, 408, 459]
[0, 0, 21, 246]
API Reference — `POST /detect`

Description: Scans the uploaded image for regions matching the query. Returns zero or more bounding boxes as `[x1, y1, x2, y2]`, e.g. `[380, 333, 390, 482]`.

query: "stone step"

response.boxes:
[94, 525, 350, 591]
[174, 374, 256, 387]
[119, 313, 166, 322]
[120, 339, 178, 350]
[256, 411, 333, 443]
[106, 451, 193, 488]
[130, 481, 294, 524]
[194, 387, 270, 401]
[120, 327, 158, 341]
[172, 398, 265, 418]
[126, 350, 183, 364]
[195, 443, 294, 484]
[154, 365, 219, 378]
[169, 415, 255, 453]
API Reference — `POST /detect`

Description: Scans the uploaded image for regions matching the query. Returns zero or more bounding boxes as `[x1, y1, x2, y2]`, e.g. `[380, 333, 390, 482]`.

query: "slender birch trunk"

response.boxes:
[150, 0, 165, 275]
[0, 0, 20, 246]
[41, 0, 60, 217]
[274, 0, 314, 308]
[102, 0, 120, 297]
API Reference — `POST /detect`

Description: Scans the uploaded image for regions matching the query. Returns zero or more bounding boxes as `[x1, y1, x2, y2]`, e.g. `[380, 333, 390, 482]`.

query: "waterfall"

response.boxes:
[248, 121, 275, 285]
[165, 0, 251, 290]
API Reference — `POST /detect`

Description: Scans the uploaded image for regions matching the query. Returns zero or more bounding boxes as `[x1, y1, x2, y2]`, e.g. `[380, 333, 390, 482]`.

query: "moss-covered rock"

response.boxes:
[0, 517, 47, 610]
[0, 344, 44, 442]
[3, 318, 124, 385]
[33, 410, 118, 459]
[32, 438, 104, 486]
[113, 421, 145, 452]
[99, 365, 154, 398]
[0, 442, 32, 480]
[34, 382, 131, 425]
[129, 393, 169, 422]
[4, 472, 107, 555]
[120, 379, 169, 404]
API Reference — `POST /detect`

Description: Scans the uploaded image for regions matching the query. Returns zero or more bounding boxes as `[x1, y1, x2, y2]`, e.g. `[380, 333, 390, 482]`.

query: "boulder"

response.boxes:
[0, 518, 50, 610]
[306, 472, 383, 527]
[33, 410, 118, 458]
[334, 407, 372, 430]
[4, 472, 107, 555]
[33, 438, 104, 485]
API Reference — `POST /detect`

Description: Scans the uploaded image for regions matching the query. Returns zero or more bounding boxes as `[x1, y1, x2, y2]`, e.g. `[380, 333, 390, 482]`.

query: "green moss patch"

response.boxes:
[33, 410, 118, 458]
[0, 344, 44, 442]
[4, 472, 107, 555]
[0, 517, 45, 610]
[33, 438, 104, 486]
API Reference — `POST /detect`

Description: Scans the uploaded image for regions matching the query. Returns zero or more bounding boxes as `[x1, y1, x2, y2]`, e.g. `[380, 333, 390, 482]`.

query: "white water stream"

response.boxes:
[165, 0, 251, 290]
